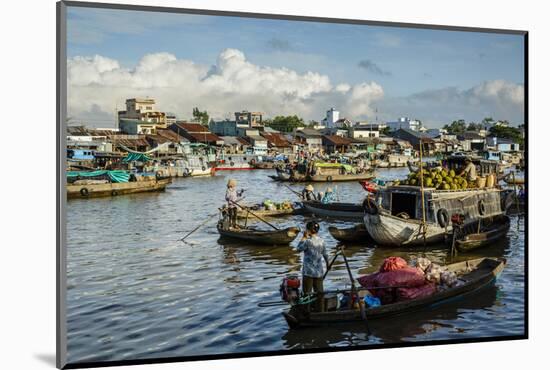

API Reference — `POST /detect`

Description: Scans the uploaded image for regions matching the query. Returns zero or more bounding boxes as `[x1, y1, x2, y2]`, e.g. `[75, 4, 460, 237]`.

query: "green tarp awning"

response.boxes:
[122, 153, 151, 163]
[66, 170, 131, 183]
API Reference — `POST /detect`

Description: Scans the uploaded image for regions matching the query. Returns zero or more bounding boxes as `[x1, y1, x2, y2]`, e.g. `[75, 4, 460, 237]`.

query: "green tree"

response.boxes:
[467, 122, 483, 131]
[192, 107, 209, 126]
[489, 125, 524, 146]
[380, 127, 391, 136]
[443, 119, 466, 134]
[265, 115, 305, 132]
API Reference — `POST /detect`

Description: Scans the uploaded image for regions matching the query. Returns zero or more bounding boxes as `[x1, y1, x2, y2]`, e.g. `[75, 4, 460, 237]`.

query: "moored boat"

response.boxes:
[283, 257, 505, 328]
[236, 202, 299, 219]
[67, 170, 171, 199]
[364, 185, 504, 246]
[328, 223, 371, 243]
[217, 224, 300, 245]
[302, 200, 364, 220]
[454, 215, 511, 252]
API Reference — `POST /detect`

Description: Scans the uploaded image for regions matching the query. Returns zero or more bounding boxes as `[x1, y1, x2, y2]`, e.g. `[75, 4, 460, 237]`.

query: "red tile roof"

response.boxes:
[261, 132, 292, 147]
[186, 132, 223, 144]
[173, 122, 208, 133]
[322, 135, 352, 145]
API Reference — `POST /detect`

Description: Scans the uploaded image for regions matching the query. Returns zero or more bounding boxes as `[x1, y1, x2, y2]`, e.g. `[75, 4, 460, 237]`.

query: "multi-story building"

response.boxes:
[386, 117, 422, 132]
[118, 98, 167, 134]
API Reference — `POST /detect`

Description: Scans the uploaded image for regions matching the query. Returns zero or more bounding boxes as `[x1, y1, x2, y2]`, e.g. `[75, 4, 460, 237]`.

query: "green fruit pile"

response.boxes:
[397, 167, 478, 190]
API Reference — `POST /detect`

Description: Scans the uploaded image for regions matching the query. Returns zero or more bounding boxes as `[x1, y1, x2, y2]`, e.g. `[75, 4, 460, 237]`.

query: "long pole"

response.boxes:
[419, 139, 427, 247]
[230, 200, 280, 230]
[323, 248, 341, 280]
[180, 211, 219, 242]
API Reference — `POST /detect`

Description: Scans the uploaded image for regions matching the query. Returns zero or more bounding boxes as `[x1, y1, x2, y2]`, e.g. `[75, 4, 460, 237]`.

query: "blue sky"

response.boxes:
[66, 6, 525, 127]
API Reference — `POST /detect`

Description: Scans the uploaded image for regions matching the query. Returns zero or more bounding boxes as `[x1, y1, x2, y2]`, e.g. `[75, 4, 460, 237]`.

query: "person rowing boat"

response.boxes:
[225, 179, 245, 229]
[296, 221, 329, 312]
[302, 184, 316, 201]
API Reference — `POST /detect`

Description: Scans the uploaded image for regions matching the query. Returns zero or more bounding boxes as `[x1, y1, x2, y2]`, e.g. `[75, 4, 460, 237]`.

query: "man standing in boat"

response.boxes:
[296, 221, 329, 312]
[225, 179, 244, 229]
[459, 157, 477, 181]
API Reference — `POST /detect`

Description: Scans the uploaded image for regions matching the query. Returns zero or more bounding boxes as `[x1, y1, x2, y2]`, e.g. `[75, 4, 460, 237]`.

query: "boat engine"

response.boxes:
[280, 275, 300, 303]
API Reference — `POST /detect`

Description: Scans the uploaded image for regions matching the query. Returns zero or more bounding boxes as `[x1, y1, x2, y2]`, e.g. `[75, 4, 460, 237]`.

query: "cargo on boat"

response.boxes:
[274, 162, 374, 182]
[283, 257, 505, 328]
[236, 201, 299, 219]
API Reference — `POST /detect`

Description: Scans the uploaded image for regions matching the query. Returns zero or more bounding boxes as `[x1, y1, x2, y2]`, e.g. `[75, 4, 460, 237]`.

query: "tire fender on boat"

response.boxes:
[111, 190, 118, 196]
[437, 208, 449, 227]
[327, 175, 333, 182]
[80, 187, 89, 197]
[478, 200, 486, 216]
[155, 171, 162, 180]
[202, 166, 206, 171]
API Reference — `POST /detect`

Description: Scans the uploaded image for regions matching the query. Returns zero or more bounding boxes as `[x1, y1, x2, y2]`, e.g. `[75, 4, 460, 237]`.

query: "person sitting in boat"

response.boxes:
[302, 184, 316, 201]
[297, 221, 329, 312]
[321, 187, 335, 204]
[225, 179, 244, 229]
[459, 157, 477, 181]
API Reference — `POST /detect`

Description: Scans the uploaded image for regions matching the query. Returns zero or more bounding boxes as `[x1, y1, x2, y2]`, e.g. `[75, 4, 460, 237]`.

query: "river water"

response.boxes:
[66, 168, 525, 364]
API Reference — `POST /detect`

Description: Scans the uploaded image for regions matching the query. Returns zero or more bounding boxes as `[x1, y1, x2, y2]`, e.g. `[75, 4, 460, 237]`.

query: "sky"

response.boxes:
[66, 6, 525, 128]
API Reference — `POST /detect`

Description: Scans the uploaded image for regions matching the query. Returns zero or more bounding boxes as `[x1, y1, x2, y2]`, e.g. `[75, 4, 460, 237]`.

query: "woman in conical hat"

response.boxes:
[225, 179, 244, 228]
[302, 184, 316, 201]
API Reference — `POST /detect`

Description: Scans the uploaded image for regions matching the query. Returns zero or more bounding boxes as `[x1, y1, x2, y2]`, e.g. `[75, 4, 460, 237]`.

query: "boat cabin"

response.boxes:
[67, 149, 95, 160]
[442, 156, 498, 177]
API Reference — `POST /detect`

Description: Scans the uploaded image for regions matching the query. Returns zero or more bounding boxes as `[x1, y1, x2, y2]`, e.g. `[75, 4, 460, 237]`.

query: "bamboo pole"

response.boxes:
[419, 139, 428, 246]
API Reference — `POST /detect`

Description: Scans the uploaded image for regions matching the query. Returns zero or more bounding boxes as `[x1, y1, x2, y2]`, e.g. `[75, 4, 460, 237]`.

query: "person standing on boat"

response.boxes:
[297, 221, 329, 312]
[459, 157, 477, 181]
[225, 179, 244, 229]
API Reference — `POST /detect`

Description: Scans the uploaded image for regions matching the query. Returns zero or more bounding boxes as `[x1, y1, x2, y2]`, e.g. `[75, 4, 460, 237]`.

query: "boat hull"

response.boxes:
[328, 224, 371, 243]
[303, 201, 364, 220]
[67, 178, 172, 199]
[217, 225, 300, 245]
[455, 215, 511, 252]
[283, 257, 505, 328]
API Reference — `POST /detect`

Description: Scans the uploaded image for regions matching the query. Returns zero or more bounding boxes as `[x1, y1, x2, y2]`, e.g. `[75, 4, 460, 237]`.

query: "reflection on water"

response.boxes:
[66, 169, 525, 364]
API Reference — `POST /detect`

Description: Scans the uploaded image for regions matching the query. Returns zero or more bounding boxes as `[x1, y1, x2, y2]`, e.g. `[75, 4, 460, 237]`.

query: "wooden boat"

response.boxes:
[217, 224, 300, 245]
[504, 175, 525, 185]
[364, 186, 504, 246]
[454, 215, 511, 251]
[237, 204, 298, 219]
[67, 177, 171, 199]
[308, 171, 375, 182]
[283, 257, 506, 328]
[302, 200, 364, 220]
[328, 224, 371, 242]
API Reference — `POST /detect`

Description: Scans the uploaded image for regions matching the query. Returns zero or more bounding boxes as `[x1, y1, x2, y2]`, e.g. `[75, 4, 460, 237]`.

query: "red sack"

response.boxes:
[374, 267, 426, 288]
[379, 256, 408, 272]
[396, 282, 436, 301]
[357, 272, 380, 288]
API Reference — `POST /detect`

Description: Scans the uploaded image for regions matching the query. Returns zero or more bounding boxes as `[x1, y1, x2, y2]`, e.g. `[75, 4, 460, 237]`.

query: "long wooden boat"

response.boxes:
[504, 176, 525, 185]
[308, 171, 375, 182]
[67, 178, 171, 199]
[283, 257, 505, 328]
[302, 200, 364, 220]
[237, 205, 297, 219]
[328, 223, 371, 242]
[364, 186, 504, 247]
[455, 215, 510, 252]
[217, 224, 300, 245]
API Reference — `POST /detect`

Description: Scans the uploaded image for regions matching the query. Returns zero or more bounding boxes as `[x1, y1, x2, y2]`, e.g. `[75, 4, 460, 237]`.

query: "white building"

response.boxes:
[386, 117, 422, 132]
[118, 98, 167, 134]
[322, 108, 340, 128]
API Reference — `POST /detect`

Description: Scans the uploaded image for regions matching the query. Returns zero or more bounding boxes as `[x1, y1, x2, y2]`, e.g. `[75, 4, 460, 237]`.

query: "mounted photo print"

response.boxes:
[57, 1, 527, 368]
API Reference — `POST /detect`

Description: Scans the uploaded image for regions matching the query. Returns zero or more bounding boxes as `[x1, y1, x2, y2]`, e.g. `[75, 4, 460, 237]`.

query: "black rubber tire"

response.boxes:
[230, 161, 235, 166]
[202, 166, 206, 171]
[111, 190, 118, 196]
[327, 175, 333, 182]
[80, 187, 89, 197]
[155, 171, 162, 180]
[363, 197, 378, 215]
[437, 208, 449, 227]
[478, 200, 486, 216]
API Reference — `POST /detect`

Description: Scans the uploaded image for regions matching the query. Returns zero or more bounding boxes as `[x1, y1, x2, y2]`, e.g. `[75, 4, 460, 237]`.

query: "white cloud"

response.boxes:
[67, 49, 384, 126]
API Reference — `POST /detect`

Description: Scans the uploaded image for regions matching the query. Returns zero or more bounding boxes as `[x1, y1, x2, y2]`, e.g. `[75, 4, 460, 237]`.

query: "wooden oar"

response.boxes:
[180, 211, 219, 242]
[341, 246, 371, 335]
[323, 248, 341, 280]
[284, 184, 304, 199]
[230, 200, 280, 231]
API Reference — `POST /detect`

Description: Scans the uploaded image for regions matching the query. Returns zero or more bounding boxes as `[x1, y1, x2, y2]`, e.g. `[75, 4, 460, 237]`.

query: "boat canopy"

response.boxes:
[122, 152, 151, 163]
[314, 162, 354, 172]
[66, 170, 131, 183]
